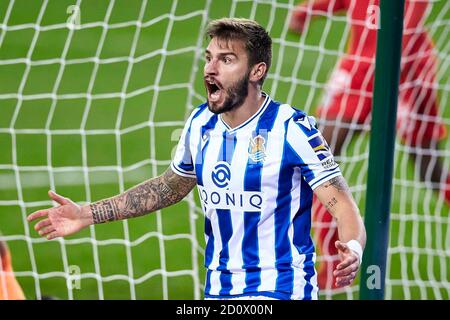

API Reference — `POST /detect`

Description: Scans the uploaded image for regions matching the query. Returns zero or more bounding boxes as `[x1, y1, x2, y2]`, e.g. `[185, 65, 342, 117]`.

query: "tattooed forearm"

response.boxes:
[91, 199, 120, 224]
[322, 176, 350, 193]
[91, 168, 197, 223]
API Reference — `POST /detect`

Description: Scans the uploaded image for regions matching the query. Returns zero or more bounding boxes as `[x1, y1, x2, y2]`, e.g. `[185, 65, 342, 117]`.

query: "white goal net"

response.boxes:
[0, 0, 448, 300]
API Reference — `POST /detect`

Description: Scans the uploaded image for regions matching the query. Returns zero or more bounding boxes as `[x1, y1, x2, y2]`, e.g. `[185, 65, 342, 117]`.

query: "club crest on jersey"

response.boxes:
[248, 135, 266, 163]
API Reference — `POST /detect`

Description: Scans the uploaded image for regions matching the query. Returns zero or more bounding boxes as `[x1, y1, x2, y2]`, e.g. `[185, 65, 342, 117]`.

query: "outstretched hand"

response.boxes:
[333, 240, 361, 287]
[27, 191, 93, 240]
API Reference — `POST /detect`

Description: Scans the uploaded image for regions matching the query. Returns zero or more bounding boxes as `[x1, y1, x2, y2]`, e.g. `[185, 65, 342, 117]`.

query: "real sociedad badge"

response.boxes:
[248, 134, 266, 163]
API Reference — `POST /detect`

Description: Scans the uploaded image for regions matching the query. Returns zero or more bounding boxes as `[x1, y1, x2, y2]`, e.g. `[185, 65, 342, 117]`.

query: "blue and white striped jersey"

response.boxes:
[171, 93, 341, 300]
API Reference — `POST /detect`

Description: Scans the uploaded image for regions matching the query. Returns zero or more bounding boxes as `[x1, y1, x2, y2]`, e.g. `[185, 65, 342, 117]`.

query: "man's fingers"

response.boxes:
[27, 209, 49, 222]
[48, 190, 69, 206]
[335, 279, 352, 288]
[334, 264, 358, 277]
[336, 256, 358, 271]
[34, 219, 52, 232]
[335, 272, 357, 287]
[46, 231, 60, 240]
[336, 274, 356, 287]
[335, 242, 358, 271]
[38, 226, 56, 237]
[336, 255, 357, 270]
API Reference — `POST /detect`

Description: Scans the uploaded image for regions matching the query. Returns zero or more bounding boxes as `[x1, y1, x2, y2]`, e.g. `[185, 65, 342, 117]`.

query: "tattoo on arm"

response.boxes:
[91, 199, 119, 224]
[317, 176, 351, 214]
[91, 168, 197, 224]
[325, 197, 338, 212]
[322, 176, 350, 193]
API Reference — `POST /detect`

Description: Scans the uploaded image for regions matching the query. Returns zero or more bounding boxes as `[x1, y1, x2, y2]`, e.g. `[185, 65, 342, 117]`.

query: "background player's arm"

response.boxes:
[289, 0, 346, 33]
[0, 240, 6, 263]
[0, 240, 26, 300]
[27, 167, 197, 240]
[314, 175, 366, 287]
[402, 0, 430, 52]
[403, 0, 428, 33]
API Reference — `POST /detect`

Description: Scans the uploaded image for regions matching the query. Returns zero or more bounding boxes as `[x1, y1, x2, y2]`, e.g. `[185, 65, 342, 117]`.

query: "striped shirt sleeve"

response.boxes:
[286, 114, 341, 190]
[170, 108, 201, 178]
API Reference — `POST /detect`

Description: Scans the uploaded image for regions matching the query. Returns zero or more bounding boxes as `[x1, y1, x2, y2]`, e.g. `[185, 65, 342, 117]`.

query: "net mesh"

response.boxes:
[0, 0, 448, 299]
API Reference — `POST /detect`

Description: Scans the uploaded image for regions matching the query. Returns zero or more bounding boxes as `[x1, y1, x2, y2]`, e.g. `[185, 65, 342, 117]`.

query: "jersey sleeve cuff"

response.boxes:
[309, 170, 342, 190]
[170, 162, 196, 178]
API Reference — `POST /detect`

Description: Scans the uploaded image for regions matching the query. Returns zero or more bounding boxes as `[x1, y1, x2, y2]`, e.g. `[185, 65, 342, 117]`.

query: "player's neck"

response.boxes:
[221, 89, 265, 129]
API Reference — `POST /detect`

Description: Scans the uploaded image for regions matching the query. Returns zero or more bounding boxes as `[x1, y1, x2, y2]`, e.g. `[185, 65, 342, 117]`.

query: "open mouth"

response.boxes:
[205, 79, 223, 102]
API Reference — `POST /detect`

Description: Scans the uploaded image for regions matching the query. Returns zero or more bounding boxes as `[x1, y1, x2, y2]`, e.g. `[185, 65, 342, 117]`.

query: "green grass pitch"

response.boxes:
[0, 0, 448, 299]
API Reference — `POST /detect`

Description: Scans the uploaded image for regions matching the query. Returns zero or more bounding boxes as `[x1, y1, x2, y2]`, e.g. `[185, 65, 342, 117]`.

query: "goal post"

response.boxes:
[359, 0, 405, 300]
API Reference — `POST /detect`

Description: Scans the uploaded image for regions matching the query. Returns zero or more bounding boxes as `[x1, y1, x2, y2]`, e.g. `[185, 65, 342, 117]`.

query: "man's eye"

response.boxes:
[205, 56, 211, 62]
[223, 57, 231, 63]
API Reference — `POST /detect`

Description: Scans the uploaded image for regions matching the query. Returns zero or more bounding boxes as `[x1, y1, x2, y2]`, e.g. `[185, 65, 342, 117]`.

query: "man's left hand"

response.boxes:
[333, 240, 360, 287]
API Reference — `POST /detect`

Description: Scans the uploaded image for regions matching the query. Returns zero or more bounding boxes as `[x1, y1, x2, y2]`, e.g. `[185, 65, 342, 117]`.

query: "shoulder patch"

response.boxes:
[295, 115, 317, 131]
[296, 116, 311, 130]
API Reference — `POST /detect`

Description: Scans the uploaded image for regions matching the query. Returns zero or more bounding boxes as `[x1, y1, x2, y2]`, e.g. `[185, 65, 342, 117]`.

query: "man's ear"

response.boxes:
[249, 62, 267, 83]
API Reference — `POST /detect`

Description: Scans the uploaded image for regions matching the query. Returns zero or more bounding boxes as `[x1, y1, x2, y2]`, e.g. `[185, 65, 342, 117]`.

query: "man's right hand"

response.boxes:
[27, 191, 93, 240]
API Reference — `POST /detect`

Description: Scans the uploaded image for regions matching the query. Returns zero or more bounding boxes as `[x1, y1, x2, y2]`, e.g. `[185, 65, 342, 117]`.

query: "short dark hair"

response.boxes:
[206, 18, 272, 85]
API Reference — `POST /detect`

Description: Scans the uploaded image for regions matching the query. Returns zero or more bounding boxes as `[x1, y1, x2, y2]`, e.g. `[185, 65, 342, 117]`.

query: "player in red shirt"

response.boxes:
[290, 0, 449, 289]
[0, 240, 25, 300]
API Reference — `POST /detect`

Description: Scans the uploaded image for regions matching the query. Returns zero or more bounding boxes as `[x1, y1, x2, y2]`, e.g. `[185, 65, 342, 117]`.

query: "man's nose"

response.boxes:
[205, 59, 218, 75]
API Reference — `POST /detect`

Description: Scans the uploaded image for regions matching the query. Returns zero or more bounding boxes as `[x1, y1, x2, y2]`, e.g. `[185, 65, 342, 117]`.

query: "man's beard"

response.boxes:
[207, 72, 250, 114]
